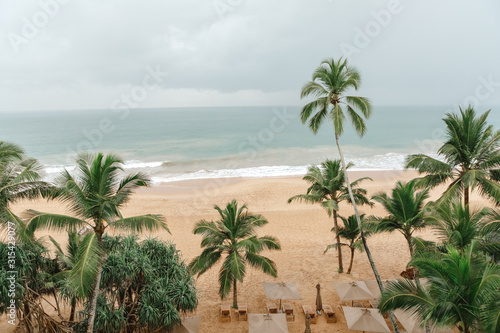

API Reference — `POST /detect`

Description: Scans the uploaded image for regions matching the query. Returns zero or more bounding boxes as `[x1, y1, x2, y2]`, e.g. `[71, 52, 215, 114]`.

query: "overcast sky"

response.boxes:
[1, 0, 499, 112]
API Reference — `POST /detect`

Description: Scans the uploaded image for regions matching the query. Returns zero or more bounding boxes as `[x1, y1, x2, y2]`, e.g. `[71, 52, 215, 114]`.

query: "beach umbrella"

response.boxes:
[363, 279, 397, 300]
[342, 306, 390, 333]
[333, 281, 375, 303]
[304, 313, 312, 333]
[248, 314, 288, 333]
[393, 310, 454, 333]
[315, 283, 322, 314]
[172, 316, 202, 333]
[263, 282, 302, 310]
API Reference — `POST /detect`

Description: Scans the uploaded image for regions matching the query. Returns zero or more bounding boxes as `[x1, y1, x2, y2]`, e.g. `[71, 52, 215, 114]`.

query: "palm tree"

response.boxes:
[300, 58, 400, 331]
[24, 153, 168, 333]
[405, 106, 500, 207]
[50, 231, 84, 322]
[369, 180, 431, 256]
[0, 141, 23, 165]
[379, 242, 500, 333]
[0, 141, 53, 242]
[429, 201, 500, 260]
[483, 208, 500, 263]
[288, 159, 372, 272]
[325, 214, 368, 274]
[189, 200, 281, 308]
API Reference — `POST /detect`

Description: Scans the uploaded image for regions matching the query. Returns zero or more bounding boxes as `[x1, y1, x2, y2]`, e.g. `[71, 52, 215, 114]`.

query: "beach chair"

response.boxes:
[237, 303, 248, 321]
[281, 302, 295, 322]
[323, 304, 337, 323]
[353, 301, 363, 308]
[266, 302, 278, 313]
[302, 305, 317, 324]
[220, 304, 231, 323]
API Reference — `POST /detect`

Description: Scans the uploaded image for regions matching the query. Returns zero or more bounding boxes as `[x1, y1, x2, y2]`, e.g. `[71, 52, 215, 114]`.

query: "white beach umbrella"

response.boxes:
[248, 314, 288, 333]
[263, 282, 302, 310]
[342, 306, 390, 333]
[333, 281, 375, 301]
[394, 309, 454, 333]
[363, 279, 397, 300]
[263, 282, 302, 300]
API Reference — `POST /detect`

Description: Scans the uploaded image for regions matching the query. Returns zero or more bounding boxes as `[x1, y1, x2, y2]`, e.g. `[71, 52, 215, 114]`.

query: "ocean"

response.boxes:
[1, 106, 499, 183]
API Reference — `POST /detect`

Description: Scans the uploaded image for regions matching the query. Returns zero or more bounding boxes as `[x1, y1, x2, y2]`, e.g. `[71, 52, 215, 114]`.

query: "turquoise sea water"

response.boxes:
[1, 106, 499, 183]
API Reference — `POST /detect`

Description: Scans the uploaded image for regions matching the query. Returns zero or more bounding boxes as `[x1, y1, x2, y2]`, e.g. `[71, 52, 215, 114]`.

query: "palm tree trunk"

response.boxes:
[52, 289, 64, 320]
[464, 186, 469, 208]
[406, 235, 413, 257]
[232, 280, 238, 309]
[333, 210, 344, 272]
[69, 297, 76, 322]
[335, 133, 401, 333]
[86, 259, 104, 333]
[347, 247, 355, 274]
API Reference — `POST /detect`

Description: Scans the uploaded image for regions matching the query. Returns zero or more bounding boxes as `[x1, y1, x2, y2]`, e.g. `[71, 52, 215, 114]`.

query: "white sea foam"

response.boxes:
[42, 152, 429, 184]
[44, 165, 75, 174]
[150, 165, 310, 183]
[149, 153, 409, 184]
[122, 160, 164, 169]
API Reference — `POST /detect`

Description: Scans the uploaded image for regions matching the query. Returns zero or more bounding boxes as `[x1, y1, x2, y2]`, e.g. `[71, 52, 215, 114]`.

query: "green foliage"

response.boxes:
[0, 141, 53, 242]
[368, 180, 432, 255]
[300, 58, 372, 136]
[288, 159, 371, 273]
[379, 242, 500, 333]
[288, 159, 373, 215]
[23, 152, 168, 331]
[428, 201, 500, 260]
[405, 106, 500, 205]
[76, 235, 197, 332]
[325, 214, 368, 274]
[189, 200, 280, 306]
[0, 239, 62, 328]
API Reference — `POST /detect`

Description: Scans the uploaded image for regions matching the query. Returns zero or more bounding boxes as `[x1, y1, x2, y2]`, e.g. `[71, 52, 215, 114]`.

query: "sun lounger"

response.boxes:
[302, 305, 317, 324]
[281, 302, 295, 321]
[220, 304, 231, 323]
[323, 304, 337, 323]
[353, 301, 363, 308]
[237, 303, 248, 321]
[266, 302, 278, 313]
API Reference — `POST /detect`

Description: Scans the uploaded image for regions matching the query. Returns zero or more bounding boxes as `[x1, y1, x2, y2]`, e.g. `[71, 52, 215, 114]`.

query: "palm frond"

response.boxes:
[68, 233, 105, 297]
[108, 214, 169, 233]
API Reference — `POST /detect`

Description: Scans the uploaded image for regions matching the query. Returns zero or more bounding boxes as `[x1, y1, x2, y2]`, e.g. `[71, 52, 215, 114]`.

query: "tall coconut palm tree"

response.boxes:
[0, 141, 53, 242]
[189, 200, 281, 308]
[288, 159, 372, 272]
[300, 58, 400, 331]
[325, 214, 369, 274]
[369, 180, 431, 256]
[405, 106, 500, 207]
[379, 242, 500, 333]
[24, 153, 168, 333]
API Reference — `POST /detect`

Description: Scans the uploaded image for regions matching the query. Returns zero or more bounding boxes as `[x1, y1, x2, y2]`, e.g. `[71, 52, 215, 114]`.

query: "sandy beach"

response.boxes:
[2, 170, 485, 332]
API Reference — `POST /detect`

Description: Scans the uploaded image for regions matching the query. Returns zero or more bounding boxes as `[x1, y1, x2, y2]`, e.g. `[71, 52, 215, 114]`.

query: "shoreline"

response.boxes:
[141, 169, 419, 195]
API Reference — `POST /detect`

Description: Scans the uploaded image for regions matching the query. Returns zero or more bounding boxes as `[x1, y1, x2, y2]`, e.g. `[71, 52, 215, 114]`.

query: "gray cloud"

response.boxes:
[0, 0, 499, 111]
